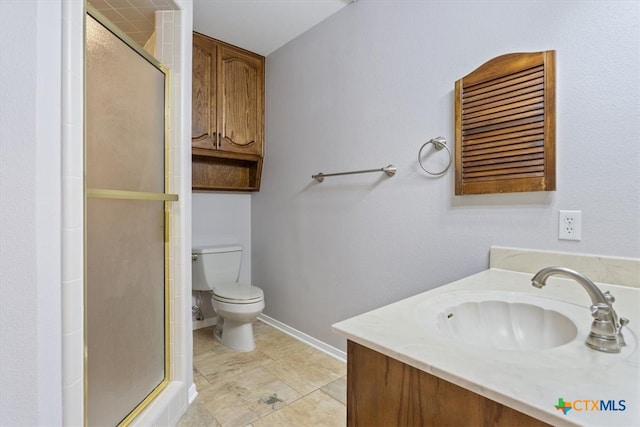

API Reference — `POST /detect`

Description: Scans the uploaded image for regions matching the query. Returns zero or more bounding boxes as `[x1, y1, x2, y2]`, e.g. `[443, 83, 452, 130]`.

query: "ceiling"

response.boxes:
[88, 0, 354, 56]
[192, 0, 354, 56]
[88, 0, 176, 47]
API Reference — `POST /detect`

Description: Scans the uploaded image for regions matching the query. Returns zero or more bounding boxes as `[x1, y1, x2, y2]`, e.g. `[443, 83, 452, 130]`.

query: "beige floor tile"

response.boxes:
[193, 326, 221, 357]
[320, 376, 347, 405]
[197, 367, 302, 427]
[194, 347, 272, 384]
[262, 347, 347, 395]
[251, 320, 272, 336]
[181, 321, 348, 427]
[254, 324, 311, 360]
[252, 390, 346, 427]
[193, 367, 212, 392]
[176, 400, 220, 427]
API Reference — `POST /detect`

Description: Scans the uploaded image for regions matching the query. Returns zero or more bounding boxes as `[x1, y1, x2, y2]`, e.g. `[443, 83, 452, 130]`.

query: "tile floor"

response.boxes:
[178, 321, 347, 427]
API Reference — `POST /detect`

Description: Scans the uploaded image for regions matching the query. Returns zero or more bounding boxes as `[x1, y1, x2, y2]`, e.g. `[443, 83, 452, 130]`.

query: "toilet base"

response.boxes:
[216, 317, 256, 352]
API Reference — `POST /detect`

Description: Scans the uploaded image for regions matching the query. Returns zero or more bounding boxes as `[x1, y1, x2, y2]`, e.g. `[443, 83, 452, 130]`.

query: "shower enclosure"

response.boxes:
[85, 9, 177, 426]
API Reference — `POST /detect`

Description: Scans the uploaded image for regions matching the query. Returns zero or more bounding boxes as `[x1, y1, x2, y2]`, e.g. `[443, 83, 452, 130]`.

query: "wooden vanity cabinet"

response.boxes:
[192, 32, 265, 191]
[347, 341, 550, 427]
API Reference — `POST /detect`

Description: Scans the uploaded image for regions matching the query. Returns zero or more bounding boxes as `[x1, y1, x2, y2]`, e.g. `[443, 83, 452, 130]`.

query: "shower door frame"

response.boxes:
[83, 6, 178, 426]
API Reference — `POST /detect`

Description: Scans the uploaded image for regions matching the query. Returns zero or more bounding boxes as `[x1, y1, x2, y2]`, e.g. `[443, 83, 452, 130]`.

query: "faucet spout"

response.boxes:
[531, 266, 628, 353]
[531, 266, 608, 305]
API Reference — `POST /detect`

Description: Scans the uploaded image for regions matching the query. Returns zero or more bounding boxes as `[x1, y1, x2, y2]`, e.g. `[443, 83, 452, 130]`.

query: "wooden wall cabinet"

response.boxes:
[347, 341, 550, 427]
[192, 32, 265, 191]
[454, 51, 555, 195]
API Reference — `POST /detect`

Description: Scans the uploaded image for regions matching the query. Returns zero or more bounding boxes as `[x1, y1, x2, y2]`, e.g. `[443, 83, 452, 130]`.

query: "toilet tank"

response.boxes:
[192, 245, 243, 291]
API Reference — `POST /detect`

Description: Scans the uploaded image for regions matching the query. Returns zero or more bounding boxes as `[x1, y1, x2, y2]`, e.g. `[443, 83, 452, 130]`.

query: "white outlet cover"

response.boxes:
[559, 210, 582, 241]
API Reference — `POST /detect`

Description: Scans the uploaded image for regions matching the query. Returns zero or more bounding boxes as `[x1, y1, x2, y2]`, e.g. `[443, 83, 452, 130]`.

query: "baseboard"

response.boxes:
[257, 314, 347, 363]
[191, 316, 217, 330]
[187, 383, 198, 404]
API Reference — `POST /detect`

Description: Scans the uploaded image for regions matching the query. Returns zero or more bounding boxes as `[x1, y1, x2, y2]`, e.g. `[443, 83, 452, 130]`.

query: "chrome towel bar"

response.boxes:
[312, 165, 397, 182]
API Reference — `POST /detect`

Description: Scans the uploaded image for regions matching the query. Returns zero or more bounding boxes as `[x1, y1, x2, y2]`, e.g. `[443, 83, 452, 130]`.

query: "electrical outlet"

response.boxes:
[559, 210, 582, 241]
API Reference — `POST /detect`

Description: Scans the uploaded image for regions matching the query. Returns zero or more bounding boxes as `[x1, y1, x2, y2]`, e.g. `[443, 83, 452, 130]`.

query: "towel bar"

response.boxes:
[312, 165, 397, 182]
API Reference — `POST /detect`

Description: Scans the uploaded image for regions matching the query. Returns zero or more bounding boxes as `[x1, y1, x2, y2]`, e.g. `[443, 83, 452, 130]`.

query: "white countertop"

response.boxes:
[332, 268, 640, 427]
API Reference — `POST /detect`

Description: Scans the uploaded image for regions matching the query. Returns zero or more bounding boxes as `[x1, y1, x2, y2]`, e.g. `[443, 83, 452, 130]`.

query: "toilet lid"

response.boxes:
[213, 283, 264, 303]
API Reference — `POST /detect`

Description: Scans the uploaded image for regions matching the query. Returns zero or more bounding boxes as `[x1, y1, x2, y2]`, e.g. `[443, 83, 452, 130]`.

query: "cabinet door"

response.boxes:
[192, 35, 217, 150]
[218, 46, 264, 156]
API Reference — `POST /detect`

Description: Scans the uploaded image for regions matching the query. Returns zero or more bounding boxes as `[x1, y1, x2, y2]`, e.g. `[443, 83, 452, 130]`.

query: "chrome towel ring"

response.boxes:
[418, 136, 452, 176]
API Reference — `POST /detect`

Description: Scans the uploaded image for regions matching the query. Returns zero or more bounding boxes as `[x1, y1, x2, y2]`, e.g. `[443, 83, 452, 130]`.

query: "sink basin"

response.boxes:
[437, 300, 578, 351]
[414, 291, 582, 351]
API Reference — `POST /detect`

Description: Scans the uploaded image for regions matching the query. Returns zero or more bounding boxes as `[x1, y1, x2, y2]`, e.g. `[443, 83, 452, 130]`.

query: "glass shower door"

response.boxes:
[85, 10, 176, 426]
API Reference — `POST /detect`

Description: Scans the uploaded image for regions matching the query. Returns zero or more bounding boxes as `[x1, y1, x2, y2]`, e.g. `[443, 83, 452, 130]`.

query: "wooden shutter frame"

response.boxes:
[455, 51, 556, 195]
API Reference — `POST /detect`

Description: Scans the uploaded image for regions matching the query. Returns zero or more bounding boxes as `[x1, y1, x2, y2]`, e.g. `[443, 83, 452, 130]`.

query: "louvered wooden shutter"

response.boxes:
[454, 51, 556, 195]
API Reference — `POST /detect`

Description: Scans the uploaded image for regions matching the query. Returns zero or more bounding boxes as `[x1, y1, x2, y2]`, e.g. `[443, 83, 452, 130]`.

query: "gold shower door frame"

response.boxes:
[84, 7, 177, 427]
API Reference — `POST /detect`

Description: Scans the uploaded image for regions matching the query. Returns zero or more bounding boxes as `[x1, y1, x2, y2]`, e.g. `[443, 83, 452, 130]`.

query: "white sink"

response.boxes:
[437, 300, 577, 351]
[417, 291, 583, 351]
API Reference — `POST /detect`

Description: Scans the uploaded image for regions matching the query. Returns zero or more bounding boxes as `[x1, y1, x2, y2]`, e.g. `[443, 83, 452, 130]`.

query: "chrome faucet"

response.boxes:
[531, 266, 629, 353]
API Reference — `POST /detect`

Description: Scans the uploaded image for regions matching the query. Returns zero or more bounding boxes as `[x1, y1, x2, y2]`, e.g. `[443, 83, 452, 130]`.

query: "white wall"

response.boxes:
[253, 0, 640, 351]
[0, 2, 39, 423]
[192, 192, 252, 323]
[1, 1, 62, 424]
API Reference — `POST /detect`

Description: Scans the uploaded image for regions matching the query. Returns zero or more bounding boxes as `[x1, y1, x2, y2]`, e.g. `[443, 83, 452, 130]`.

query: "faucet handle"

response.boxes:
[590, 303, 610, 317]
[616, 318, 630, 347]
[604, 291, 615, 304]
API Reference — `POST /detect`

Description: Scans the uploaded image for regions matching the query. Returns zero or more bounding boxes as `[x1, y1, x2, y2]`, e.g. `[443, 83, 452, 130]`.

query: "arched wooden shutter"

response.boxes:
[454, 51, 556, 195]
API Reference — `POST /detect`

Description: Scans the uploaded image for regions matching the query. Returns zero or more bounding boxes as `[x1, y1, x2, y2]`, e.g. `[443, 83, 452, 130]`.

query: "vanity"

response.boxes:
[332, 247, 640, 427]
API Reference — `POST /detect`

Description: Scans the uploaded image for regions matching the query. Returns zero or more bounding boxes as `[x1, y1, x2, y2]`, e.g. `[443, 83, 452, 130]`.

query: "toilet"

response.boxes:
[192, 245, 264, 351]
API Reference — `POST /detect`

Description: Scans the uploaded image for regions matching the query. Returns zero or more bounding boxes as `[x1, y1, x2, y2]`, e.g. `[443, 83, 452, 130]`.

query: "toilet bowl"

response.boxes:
[192, 245, 265, 351]
[212, 283, 264, 351]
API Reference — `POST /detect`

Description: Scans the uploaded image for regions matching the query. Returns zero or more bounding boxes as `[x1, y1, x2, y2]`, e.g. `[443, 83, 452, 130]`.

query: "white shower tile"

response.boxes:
[162, 43, 174, 64]
[62, 123, 83, 178]
[62, 278, 83, 334]
[62, 379, 84, 426]
[173, 295, 183, 325]
[62, 227, 83, 282]
[162, 22, 174, 43]
[62, 330, 83, 386]
[168, 387, 186, 425]
[62, 176, 83, 229]
[173, 327, 183, 354]
[161, 10, 174, 24]
[67, 71, 84, 126]
[153, 409, 169, 427]
[172, 355, 184, 380]
[61, 2, 85, 425]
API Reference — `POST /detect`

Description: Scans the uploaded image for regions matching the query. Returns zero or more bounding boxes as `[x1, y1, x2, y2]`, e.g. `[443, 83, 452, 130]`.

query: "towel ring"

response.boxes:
[418, 136, 452, 176]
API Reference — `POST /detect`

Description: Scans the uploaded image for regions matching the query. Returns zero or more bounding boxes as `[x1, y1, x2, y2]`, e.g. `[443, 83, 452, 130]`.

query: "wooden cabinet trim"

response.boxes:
[191, 37, 217, 149]
[218, 45, 264, 156]
[347, 340, 551, 427]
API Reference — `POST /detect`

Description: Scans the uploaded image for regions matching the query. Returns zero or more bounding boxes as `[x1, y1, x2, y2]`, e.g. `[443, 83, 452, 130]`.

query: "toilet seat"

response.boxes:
[212, 283, 264, 304]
